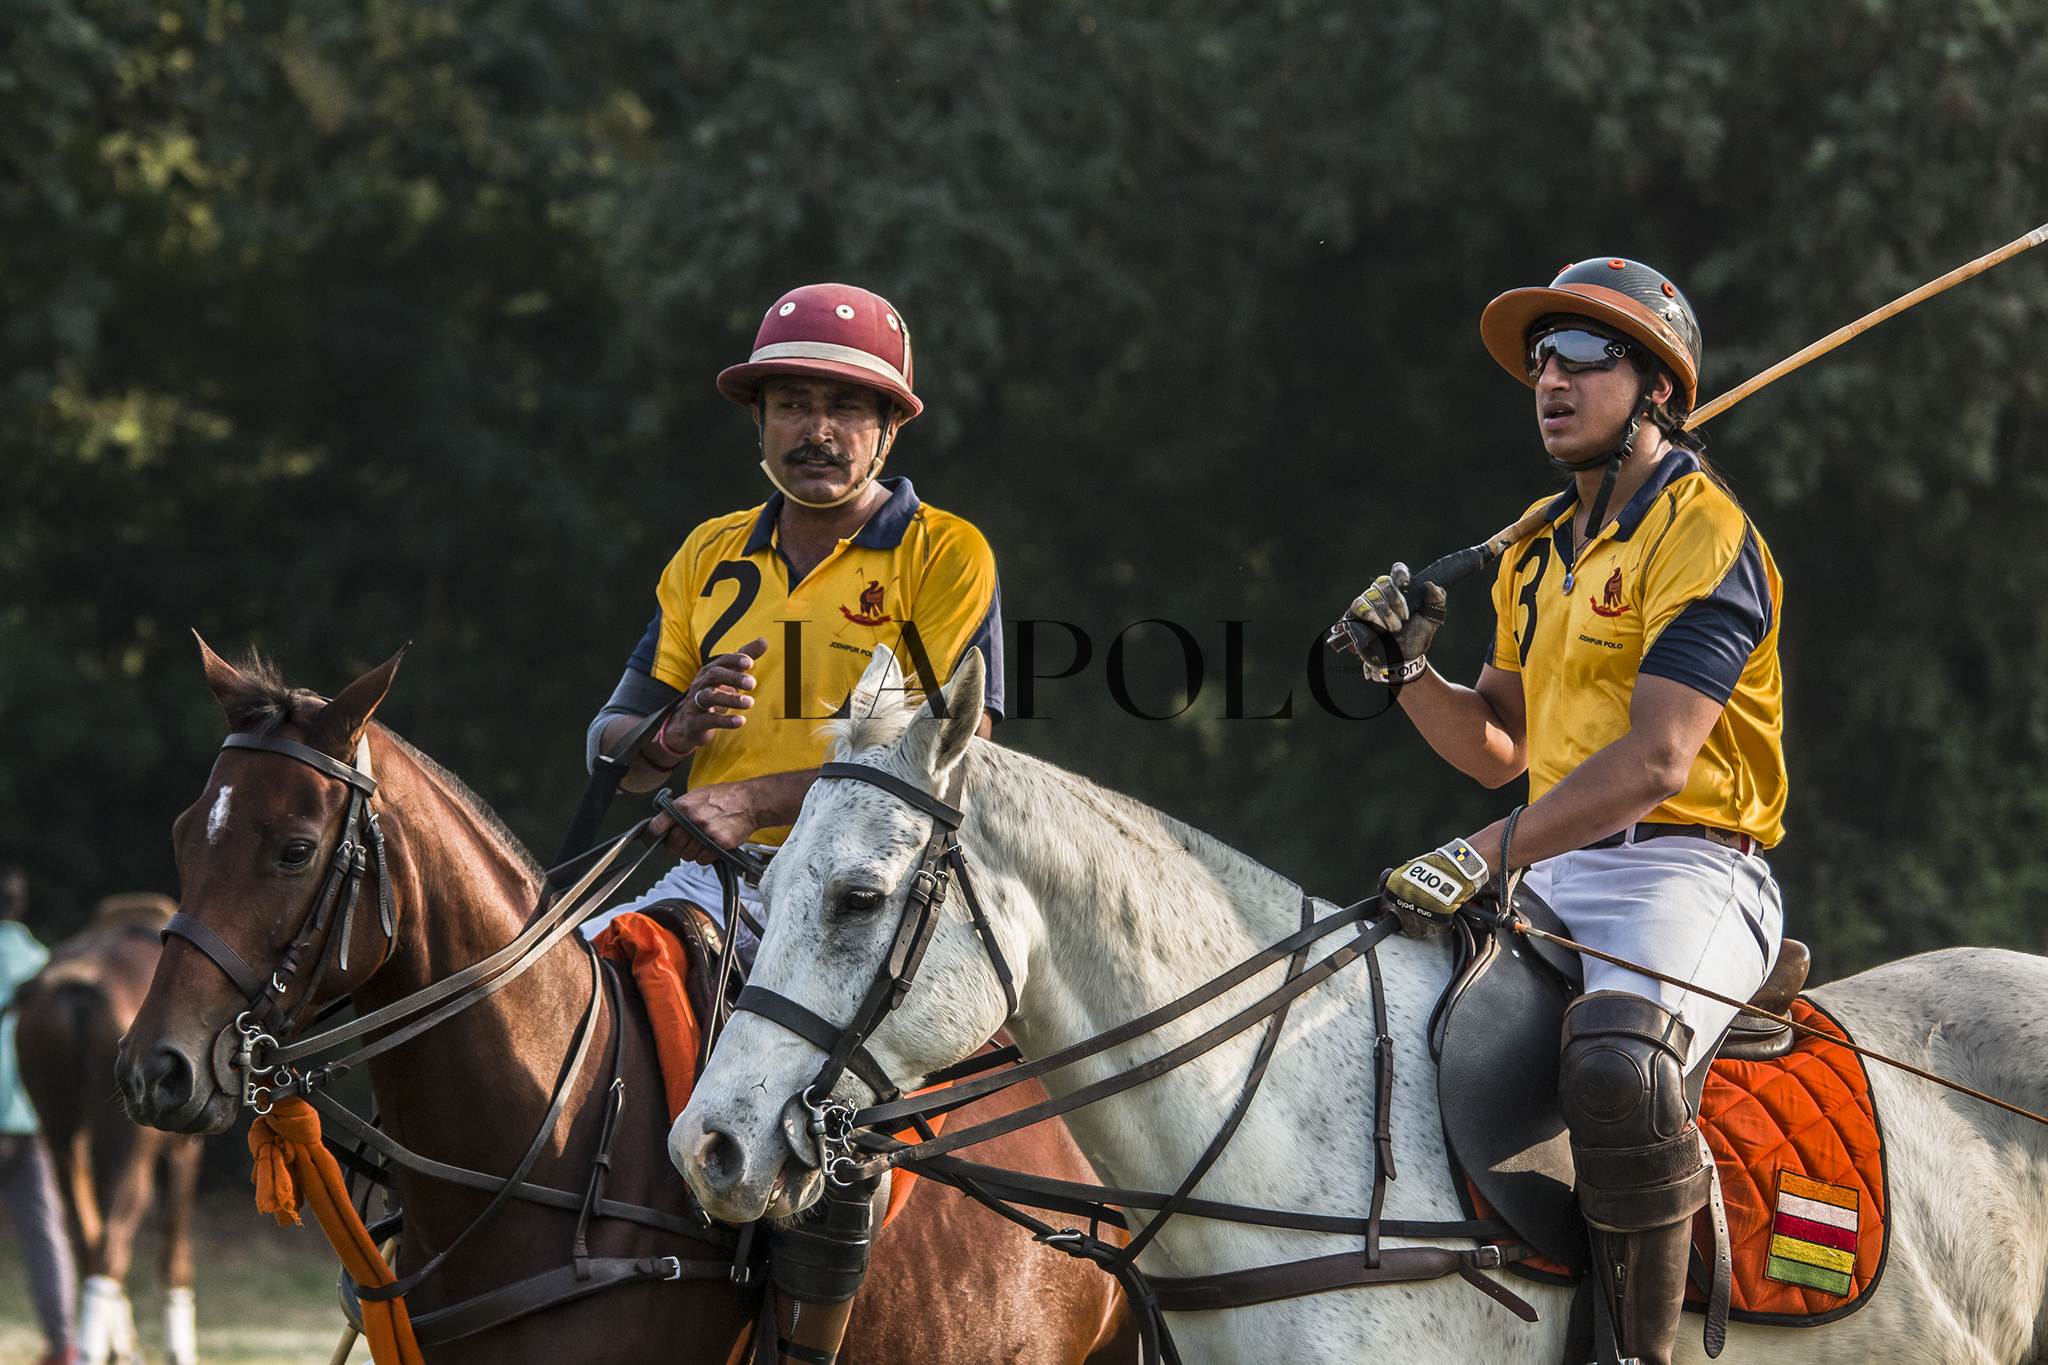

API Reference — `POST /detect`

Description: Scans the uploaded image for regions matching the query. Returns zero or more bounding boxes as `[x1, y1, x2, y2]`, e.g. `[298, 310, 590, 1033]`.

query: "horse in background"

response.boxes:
[17, 893, 202, 1365]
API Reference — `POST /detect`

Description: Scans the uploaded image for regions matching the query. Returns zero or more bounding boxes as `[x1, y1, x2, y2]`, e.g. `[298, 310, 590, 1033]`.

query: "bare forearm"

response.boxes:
[737, 769, 821, 830]
[1466, 731, 1688, 872]
[1397, 669, 1526, 787]
[601, 715, 683, 793]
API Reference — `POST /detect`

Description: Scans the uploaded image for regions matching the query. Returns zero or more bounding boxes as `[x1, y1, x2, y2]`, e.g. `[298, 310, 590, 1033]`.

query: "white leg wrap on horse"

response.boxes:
[78, 1275, 124, 1364]
[114, 1285, 140, 1365]
[166, 1285, 198, 1365]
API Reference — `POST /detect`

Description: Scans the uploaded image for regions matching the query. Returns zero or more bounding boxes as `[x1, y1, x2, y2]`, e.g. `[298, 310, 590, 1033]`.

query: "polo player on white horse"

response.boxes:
[1351, 258, 1786, 1365]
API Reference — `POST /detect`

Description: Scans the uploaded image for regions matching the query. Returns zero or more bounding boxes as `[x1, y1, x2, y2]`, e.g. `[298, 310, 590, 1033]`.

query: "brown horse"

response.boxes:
[15, 893, 203, 1365]
[114, 645, 1131, 1364]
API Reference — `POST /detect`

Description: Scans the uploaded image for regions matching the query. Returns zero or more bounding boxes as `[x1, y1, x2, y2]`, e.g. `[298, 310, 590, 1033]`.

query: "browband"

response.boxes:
[223, 732, 379, 795]
[816, 763, 962, 829]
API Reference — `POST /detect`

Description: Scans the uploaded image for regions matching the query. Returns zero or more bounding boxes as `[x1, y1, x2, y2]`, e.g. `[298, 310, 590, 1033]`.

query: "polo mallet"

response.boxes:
[1329, 220, 2048, 658]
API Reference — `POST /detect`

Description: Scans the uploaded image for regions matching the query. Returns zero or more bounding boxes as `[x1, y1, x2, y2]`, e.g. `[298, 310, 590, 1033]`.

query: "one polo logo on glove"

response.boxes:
[1589, 566, 1632, 618]
[1401, 861, 1463, 907]
[839, 577, 894, 627]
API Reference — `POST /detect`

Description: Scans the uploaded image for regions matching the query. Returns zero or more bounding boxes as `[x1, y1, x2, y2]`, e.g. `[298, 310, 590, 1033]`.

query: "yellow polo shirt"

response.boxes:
[625, 478, 1003, 844]
[1488, 450, 1786, 847]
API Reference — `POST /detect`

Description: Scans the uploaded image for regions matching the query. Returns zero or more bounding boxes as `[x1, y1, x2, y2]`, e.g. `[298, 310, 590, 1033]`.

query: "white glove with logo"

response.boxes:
[1384, 837, 1490, 938]
[1347, 563, 1447, 685]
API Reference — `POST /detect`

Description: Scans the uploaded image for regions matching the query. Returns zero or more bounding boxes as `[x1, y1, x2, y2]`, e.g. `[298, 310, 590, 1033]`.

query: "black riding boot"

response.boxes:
[1559, 993, 1712, 1365]
[1588, 1218, 1694, 1365]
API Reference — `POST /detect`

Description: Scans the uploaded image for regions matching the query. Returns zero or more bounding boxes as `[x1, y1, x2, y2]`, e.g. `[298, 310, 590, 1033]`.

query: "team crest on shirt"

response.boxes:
[1589, 566, 1632, 618]
[839, 577, 894, 627]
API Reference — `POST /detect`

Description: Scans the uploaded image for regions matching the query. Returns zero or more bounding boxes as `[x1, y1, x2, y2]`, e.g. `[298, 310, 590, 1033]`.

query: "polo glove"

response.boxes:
[1384, 837, 1490, 938]
[1347, 563, 1447, 685]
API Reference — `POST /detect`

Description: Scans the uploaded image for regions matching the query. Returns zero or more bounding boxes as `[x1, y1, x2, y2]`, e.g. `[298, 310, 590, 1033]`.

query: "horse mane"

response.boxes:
[380, 731, 544, 880]
[218, 650, 542, 880]
[829, 685, 1292, 903]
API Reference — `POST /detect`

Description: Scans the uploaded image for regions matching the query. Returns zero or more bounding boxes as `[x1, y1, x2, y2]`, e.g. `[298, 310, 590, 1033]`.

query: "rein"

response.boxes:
[1493, 907, 2048, 1131]
[736, 758, 1541, 1365]
[165, 727, 748, 1351]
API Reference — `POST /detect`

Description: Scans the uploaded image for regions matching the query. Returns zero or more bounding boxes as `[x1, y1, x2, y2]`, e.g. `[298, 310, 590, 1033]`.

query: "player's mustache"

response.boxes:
[782, 442, 851, 470]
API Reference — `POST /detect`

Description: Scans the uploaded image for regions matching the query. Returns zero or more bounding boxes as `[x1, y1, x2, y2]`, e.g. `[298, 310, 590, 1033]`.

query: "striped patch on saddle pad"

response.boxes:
[1764, 1171, 1859, 1296]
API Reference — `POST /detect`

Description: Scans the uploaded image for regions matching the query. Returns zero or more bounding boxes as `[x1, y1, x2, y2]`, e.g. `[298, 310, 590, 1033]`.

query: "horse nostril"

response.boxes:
[694, 1128, 745, 1190]
[141, 1043, 197, 1117]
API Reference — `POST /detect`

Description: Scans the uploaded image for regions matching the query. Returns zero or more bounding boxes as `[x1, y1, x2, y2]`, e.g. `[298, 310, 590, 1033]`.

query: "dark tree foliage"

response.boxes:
[3, 0, 2045, 981]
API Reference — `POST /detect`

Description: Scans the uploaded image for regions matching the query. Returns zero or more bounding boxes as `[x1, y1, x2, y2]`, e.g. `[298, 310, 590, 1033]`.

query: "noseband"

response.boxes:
[730, 759, 1019, 1171]
[163, 731, 394, 1097]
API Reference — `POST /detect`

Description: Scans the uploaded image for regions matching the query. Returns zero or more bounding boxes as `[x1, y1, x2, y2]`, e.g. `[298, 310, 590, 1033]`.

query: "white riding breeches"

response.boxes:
[580, 857, 765, 953]
[1520, 835, 1784, 1072]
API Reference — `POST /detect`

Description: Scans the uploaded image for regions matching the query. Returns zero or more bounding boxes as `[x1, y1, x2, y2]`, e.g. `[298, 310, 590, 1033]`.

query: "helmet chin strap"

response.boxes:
[1551, 398, 1648, 594]
[756, 398, 895, 509]
[759, 456, 885, 508]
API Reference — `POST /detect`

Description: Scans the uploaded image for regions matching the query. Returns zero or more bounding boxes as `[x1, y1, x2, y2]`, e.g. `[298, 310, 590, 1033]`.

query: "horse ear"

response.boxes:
[899, 648, 984, 782]
[307, 647, 407, 756]
[848, 643, 907, 719]
[194, 632, 246, 714]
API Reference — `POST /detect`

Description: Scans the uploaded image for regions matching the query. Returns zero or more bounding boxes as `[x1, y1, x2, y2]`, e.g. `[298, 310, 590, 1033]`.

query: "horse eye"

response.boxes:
[279, 839, 318, 868]
[841, 888, 885, 914]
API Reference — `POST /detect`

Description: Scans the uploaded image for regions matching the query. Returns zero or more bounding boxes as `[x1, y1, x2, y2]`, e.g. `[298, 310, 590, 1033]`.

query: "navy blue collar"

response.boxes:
[1539, 447, 1701, 543]
[742, 477, 921, 556]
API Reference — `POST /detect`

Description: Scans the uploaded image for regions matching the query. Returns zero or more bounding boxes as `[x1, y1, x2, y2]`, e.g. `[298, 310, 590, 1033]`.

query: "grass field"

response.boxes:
[0, 1190, 370, 1365]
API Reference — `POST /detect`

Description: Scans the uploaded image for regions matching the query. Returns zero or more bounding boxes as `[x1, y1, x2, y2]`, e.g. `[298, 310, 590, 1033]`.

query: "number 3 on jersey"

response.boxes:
[1514, 538, 1551, 667]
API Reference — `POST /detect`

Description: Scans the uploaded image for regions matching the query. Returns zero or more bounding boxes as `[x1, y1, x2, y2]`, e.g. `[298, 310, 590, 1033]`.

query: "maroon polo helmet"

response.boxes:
[716, 283, 921, 419]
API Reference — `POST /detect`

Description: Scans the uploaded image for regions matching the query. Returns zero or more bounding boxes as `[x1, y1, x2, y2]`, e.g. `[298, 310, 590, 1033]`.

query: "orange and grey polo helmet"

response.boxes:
[716, 282, 922, 419]
[1479, 257, 1702, 415]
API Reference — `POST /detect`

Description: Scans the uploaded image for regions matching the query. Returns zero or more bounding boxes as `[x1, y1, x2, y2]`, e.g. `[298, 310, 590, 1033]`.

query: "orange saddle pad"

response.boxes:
[1469, 996, 1888, 1326]
[593, 910, 947, 1230]
[1684, 997, 1888, 1326]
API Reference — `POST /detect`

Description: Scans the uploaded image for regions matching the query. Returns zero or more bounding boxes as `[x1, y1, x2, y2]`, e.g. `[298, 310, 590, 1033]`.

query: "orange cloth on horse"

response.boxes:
[592, 911, 703, 1118]
[1685, 998, 1887, 1323]
[248, 1096, 424, 1365]
[593, 910, 949, 1230]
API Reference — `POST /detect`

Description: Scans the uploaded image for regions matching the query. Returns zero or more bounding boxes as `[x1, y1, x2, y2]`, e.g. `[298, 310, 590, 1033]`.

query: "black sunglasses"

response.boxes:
[1525, 329, 1635, 382]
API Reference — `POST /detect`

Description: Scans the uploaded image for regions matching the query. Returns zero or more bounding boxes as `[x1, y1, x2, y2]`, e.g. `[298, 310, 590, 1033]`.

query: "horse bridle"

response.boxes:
[729, 759, 1020, 1174]
[163, 731, 397, 1105]
[730, 759, 1551, 1365]
[161, 726, 753, 1336]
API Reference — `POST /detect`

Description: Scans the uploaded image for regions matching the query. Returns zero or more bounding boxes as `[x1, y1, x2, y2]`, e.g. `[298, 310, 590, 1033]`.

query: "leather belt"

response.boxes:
[1585, 822, 1755, 856]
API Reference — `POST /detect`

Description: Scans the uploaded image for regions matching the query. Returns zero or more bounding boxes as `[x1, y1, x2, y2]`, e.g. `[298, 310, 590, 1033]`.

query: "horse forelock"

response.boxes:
[214, 649, 327, 735]
[824, 689, 926, 758]
[207, 651, 542, 883]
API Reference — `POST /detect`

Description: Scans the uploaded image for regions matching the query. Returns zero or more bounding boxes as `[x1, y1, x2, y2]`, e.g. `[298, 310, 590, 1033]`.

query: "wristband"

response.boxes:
[1362, 655, 1428, 686]
[646, 720, 688, 769]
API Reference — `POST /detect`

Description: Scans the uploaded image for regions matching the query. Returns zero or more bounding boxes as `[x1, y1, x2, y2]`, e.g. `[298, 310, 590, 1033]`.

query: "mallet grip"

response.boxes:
[1327, 507, 1552, 656]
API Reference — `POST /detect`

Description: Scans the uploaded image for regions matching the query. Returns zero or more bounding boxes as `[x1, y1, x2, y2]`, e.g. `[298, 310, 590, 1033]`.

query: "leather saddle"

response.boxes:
[1434, 883, 1810, 1272]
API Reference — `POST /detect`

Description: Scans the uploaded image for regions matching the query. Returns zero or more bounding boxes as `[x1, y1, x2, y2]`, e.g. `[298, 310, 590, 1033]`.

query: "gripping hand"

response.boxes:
[1384, 837, 1489, 938]
[1346, 563, 1447, 685]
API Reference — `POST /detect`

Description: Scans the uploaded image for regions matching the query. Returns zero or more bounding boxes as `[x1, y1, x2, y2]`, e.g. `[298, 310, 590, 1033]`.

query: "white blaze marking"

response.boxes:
[206, 786, 232, 844]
